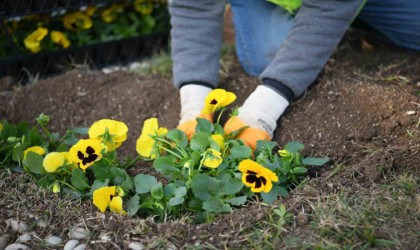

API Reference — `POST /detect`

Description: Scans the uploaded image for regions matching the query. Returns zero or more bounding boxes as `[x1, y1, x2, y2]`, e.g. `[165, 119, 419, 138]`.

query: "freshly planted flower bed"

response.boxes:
[0, 89, 328, 222]
[0, 0, 169, 81]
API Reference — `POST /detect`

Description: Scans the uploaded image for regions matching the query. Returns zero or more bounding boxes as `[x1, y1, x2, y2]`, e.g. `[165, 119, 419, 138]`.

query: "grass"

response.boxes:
[240, 173, 419, 250]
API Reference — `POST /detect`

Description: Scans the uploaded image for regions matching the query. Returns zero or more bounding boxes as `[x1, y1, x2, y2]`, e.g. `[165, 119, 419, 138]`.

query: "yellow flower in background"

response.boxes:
[63, 12, 92, 31]
[23, 146, 46, 160]
[24, 27, 48, 53]
[43, 151, 70, 173]
[211, 134, 225, 151]
[93, 186, 125, 214]
[101, 4, 124, 23]
[136, 118, 168, 159]
[134, 0, 154, 15]
[0, 122, 3, 132]
[51, 31, 71, 48]
[88, 119, 128, 151]
[203, 149, 222, 169]
[238, 159, 278, 193]
[84, 5, 97, 16]
[202, 89, 236, 114]
[69, 139, 104, 170]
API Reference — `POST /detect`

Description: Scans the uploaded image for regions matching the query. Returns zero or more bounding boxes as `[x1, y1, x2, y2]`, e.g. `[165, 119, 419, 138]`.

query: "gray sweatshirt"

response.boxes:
[169, 0, 364, 98]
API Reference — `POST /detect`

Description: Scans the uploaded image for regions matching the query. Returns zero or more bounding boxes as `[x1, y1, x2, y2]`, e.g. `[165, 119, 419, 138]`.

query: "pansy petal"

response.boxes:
[24, 146, 46, 159]
[43, 152, 67, 172]
[220, 92, 237, 106]
[93, 186, 116, 212]
[203, 149, 222, 168]
[109, 196, 125, 214]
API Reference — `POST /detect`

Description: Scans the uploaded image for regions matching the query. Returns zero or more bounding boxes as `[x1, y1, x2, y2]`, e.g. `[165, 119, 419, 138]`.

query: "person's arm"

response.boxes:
[169, 0, 226, 89]
[260, 0, 365, 97]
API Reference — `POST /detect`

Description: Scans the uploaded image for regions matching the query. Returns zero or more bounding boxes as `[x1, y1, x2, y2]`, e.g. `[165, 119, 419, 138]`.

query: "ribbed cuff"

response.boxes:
[179, 81, 215, 90]
[262, 78, 294, 102]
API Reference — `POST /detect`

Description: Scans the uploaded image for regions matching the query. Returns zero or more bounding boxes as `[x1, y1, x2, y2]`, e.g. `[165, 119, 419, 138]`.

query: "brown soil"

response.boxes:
[0, 32, 419, 248]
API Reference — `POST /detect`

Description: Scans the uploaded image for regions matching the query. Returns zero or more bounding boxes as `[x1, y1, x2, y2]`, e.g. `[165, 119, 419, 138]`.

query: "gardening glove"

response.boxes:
[177, 84, 213, 140]
[224, 85, 289, 150]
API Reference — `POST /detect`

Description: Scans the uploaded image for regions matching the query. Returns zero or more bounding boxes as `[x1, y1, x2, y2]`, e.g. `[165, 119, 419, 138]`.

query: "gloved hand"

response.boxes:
[224, 116, 270, 151]
[177, 113, 213, 140]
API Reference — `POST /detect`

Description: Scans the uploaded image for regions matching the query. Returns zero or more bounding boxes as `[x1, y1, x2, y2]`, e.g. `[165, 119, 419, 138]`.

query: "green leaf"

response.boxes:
[303, 157, 329, 166]
[166, 129, 188, 148]
[285, 141, 304, 153]
[169, 195, 185, 206]
[153, 156, 182, 180]
[127, 194, 141, 216]
[214, 123, 224, 135]
[71, 168, 90, 191]
[25, 152, 46, 174]
[120, 178, 135, 193]
[203, 197, 232, 213]
[190, 132, 210, 152]
[255, 140, 278, 155]
[91, 164, 111, 181]
[68, 127, 89, 135]
[260, 186, 288, 204]
[151, 182, 164, 200]
[229, 145, 252, 159]
[134, 174, 157, 194]
[290, 167, 308, 174]
[196, 118, 213, 135]
[221, 178, 243, 195]
[191, 174, 222, 201]
[168, 186, 187, 206]
[226, 196, 247, 206]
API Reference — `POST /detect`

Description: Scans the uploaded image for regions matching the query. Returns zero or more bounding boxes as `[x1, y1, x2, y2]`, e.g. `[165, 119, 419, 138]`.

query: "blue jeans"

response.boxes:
[227, 0, 420, 76]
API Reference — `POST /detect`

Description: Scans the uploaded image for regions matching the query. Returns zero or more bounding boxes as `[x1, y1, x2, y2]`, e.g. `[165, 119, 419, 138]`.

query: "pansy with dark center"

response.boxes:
[238, 159, 279, 193]
[69, 139, 104, 170]
[245, 170, 267, 189]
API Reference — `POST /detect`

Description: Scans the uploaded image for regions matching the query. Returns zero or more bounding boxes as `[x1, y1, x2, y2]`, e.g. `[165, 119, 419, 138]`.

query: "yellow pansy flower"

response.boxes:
[93, 186, 125, 214]
[136, 118, 168, 159]
[211, 134, 225, 151]
[202, 89, 236, 115]
[88, 119, 128, 151]
[24, 27, 48, 53]
[23, 146, 46, 160]
[69, 139, 104, 170]
[101, 4, 124, 23]
[51, 31, 71, 48]
[203, 149, 222, 169]
[134, 0, 154, 15]
[43, 151, 70, 172]
[238, 159, 278, 193]
[63, 12, 92, 31]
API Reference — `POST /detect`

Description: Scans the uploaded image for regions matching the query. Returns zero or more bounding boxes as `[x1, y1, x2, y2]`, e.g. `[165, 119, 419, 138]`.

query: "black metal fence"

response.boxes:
[0, 0, 170, 83]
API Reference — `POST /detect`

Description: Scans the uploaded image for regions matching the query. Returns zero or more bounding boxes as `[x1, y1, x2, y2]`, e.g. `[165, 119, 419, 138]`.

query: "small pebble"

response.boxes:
[46, 236, 62, 245]
[64, 239, 80, 250]
[100, 234, 112, 242]
[73, 243, 87, 250]
[5, 243, 28, 250]
[6, 219, 28, 233]
[68, 227, 90, 239]
[36, 220, 47, 228]
[296, 213, 310, 225]
[128, 242, 145, 250]
[406, 111, 416, 115]
[17, 233, 31, 243]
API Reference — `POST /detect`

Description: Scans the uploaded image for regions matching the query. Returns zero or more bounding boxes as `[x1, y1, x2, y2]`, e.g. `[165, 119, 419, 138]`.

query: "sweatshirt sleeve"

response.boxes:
[260, 0, 365, 97]
[169, 0, 226, 89]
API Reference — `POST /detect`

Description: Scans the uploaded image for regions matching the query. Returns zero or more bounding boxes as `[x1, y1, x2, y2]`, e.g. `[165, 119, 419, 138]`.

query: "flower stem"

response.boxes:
[158, 146, 184, 159]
